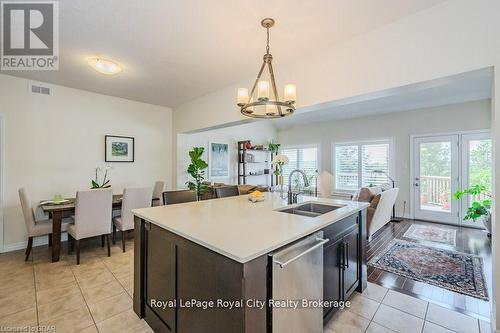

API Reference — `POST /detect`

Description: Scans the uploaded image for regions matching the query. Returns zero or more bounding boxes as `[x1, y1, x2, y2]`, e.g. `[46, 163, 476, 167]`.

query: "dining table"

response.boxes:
[40, 194, 123, 262]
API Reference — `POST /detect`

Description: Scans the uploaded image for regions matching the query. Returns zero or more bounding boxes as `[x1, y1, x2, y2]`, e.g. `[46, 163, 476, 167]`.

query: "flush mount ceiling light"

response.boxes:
[237, 18, 296, 119]
[87, 57, 122, 75]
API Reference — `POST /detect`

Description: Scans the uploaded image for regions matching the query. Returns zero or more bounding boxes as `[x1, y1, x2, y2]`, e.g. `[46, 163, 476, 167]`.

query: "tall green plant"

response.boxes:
[186, 147, 209, 199]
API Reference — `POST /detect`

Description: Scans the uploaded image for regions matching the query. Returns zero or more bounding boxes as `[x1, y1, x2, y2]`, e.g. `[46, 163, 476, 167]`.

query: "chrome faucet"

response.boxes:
[287, 169, 310, 204]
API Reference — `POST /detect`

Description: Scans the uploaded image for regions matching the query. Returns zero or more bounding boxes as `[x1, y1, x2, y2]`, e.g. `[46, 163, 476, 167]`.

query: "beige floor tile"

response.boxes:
[78, 325, 99, 333]
[37, 291, 86, 322]
[382, 290, 428, 318]
[347, 292, 380, 320]
[82, 279, 125, 304]
[110, 263, 133, 279]
[363, 282, 388, 302]
[77, 270, 116, 290]
[118, 275, 133, 292]
[366, 322, 396, 333]
[373, 304, 424, 333]
[40, 306, 94, 333]
[327, 309, 370, 333]
[0, 286, 36, 318]
[73, 266, 112, 281]
[96, 309, 149, 333]
[479, 320, 492, 333]
[423, 321, 456, 333]
[36, 281, 81, 305]
[36, 272, 76, 291]
[0, 271, 34, 291]
[426, 304, 479, 333]
[0, 307, 37, 328]
[88, 291, 132, 323]
[0, 264, 33, 280]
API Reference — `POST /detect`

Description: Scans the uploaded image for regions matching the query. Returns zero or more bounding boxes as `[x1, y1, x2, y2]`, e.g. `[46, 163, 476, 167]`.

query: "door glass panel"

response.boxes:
[419, 142, 452, 212]
[468, 139, 492, 201]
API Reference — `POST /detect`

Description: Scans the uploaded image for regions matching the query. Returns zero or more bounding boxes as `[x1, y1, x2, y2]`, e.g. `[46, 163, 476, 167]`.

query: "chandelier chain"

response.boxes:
[266, 28, 270, 54]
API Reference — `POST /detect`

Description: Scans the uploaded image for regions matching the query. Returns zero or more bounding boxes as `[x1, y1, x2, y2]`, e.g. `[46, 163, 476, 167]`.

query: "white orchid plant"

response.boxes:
[272, 154, 289, 176]
[91, 164, 112, 189]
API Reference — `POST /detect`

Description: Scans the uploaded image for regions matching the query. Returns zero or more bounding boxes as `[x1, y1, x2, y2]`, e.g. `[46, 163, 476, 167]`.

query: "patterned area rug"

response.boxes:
[403, 224, 457, 246]
[368, 239, 488, 300]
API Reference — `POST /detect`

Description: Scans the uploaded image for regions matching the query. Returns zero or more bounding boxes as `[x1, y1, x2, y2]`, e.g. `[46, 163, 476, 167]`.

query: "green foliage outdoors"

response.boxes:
[186, 147, 209, 198]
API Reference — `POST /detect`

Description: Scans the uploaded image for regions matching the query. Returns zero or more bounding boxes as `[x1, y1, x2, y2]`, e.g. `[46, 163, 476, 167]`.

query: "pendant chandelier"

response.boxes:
[237, 18, 296, 119]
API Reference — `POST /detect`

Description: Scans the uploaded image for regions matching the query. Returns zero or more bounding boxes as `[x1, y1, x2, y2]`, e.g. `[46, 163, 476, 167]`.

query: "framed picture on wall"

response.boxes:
[105, 135, 135, 162]
[209, 142, 230, 179]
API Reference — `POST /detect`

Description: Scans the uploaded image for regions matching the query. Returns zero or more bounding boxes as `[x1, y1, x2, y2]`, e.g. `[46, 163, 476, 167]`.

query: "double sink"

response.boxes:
[278, 202, 345, 218]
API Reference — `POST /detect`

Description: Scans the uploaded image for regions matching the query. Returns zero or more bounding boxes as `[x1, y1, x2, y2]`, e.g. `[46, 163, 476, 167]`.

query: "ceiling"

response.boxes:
[271, 68, 493, 129]
[1, 0, 447, 108]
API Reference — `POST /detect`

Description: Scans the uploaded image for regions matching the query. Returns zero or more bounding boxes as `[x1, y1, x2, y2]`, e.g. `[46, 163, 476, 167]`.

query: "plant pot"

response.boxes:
[483, 214, 492, 237]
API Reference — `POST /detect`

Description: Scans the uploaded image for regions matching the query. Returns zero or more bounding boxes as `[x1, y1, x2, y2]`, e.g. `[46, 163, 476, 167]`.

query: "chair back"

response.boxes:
[19, 188, 36, 236]
[74, 188, 113, 239]
[121, 187, 152, 230]
[163, 190, 198, 205]
[152, 181, 164, 201]
[215, 186, 240, 199]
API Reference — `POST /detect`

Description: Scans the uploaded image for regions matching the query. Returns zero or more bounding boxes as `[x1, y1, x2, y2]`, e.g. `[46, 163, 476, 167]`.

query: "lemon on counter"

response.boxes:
[248, 190, 265, 202]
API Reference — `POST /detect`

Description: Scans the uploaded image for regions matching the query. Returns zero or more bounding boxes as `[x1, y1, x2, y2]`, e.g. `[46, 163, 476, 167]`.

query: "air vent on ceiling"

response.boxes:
[29, 81, 52, 96]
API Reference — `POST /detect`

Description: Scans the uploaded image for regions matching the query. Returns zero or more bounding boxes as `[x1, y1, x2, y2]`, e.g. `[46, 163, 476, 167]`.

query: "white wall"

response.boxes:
[177, 121, 277, 188]
[172, 0, 500, 135]
[0, 74, 173, 250]
[277, 100, 491, 218]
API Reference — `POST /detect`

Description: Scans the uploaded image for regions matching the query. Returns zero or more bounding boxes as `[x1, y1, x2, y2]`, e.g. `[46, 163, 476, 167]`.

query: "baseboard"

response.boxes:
[1, 232, 68, 253]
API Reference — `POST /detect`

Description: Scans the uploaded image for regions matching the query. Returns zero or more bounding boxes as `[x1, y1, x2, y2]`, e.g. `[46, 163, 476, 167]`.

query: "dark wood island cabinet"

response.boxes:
[132, 195, 367, 333]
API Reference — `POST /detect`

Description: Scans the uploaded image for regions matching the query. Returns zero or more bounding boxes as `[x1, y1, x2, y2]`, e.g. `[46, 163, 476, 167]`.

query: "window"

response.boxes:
[280, 146, 319, 194]
[334, 140, 392, 191]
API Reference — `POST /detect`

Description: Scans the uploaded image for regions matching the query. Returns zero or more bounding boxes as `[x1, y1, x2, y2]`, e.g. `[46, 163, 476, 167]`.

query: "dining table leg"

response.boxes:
[51, 211, 63, 262]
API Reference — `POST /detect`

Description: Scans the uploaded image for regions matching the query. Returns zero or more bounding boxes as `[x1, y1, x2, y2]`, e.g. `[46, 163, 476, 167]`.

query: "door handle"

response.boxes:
[273, 237, 329, 268]
[414, 183, 419, 187]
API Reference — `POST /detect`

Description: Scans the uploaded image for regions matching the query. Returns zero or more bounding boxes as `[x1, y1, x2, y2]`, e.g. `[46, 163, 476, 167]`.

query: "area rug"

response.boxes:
[403, 224, 457, 246]
[368, 239, 488, 300]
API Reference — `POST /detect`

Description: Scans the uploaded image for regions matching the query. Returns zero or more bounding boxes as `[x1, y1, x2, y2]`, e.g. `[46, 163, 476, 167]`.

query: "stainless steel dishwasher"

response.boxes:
[270, 231, 328, 333]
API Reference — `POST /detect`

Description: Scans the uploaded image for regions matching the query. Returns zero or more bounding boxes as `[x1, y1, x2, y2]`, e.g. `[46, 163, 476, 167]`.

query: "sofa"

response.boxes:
[353, 185, 399, 240]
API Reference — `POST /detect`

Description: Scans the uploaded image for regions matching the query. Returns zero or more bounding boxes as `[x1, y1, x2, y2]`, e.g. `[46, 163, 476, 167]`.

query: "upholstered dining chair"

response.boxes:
[152, 181, 165, 206]
[113, 187, 152, 252]
[19, 188, 70, 261]
[67, 188, 113, 264]
[215, 186, 240, 199]
[162, 190, 198, 205]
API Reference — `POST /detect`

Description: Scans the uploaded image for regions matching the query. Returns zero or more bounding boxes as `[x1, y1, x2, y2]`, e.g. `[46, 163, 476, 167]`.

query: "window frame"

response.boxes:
[280, 143, 321, 191]
[332, 137, 395, 193]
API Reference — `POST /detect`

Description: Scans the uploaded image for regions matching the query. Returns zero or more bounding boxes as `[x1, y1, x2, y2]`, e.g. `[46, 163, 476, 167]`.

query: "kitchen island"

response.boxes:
[132, 193, 369, 333]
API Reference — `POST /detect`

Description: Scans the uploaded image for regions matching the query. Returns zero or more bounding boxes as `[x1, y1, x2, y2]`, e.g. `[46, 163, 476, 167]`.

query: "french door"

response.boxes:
[413, 132, 492, 226]
[413, 135, 459, 224]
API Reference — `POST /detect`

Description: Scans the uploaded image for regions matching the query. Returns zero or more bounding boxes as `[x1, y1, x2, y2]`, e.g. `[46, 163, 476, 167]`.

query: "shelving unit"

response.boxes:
[237, 140, 278, 186]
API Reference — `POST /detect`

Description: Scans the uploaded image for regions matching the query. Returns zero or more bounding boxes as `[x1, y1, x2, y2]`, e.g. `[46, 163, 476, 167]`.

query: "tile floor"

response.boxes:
[0, 236, 152, 333]
[325, 283, 492, 333]
[0, 237, 493, 333]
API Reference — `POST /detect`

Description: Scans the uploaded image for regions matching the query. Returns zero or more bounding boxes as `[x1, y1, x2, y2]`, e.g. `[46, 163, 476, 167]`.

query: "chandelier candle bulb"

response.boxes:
[284, 84, 297, 103]
[257, 80, 270, 101]
[237, 88, 249, 106]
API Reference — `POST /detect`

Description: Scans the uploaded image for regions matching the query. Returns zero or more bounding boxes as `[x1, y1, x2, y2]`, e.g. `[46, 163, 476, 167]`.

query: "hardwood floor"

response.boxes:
[367, 219, 492, 321]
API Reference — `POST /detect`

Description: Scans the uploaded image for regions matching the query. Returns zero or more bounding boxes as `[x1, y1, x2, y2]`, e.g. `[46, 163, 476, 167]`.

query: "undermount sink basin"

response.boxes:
[278, 202, 345, 217]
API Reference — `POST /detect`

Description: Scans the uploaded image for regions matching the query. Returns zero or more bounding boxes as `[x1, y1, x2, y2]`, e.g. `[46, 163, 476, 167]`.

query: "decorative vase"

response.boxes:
[483, 214, 492, 237]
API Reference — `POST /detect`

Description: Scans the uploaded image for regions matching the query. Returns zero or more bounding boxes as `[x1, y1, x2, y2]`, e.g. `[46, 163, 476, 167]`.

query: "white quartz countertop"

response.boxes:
[132, 193, 369, 264]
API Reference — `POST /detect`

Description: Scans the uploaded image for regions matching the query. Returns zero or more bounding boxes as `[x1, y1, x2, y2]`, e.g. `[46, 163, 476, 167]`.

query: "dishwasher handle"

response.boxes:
[273, 237, 329, 268]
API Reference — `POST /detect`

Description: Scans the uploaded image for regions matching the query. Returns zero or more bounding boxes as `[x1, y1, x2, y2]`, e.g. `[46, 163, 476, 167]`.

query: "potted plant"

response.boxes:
[454, 185, 492, 236]
[186, 147, 209, 200]
[91, 164, 112, 189]
[268, 141, 280, 154]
